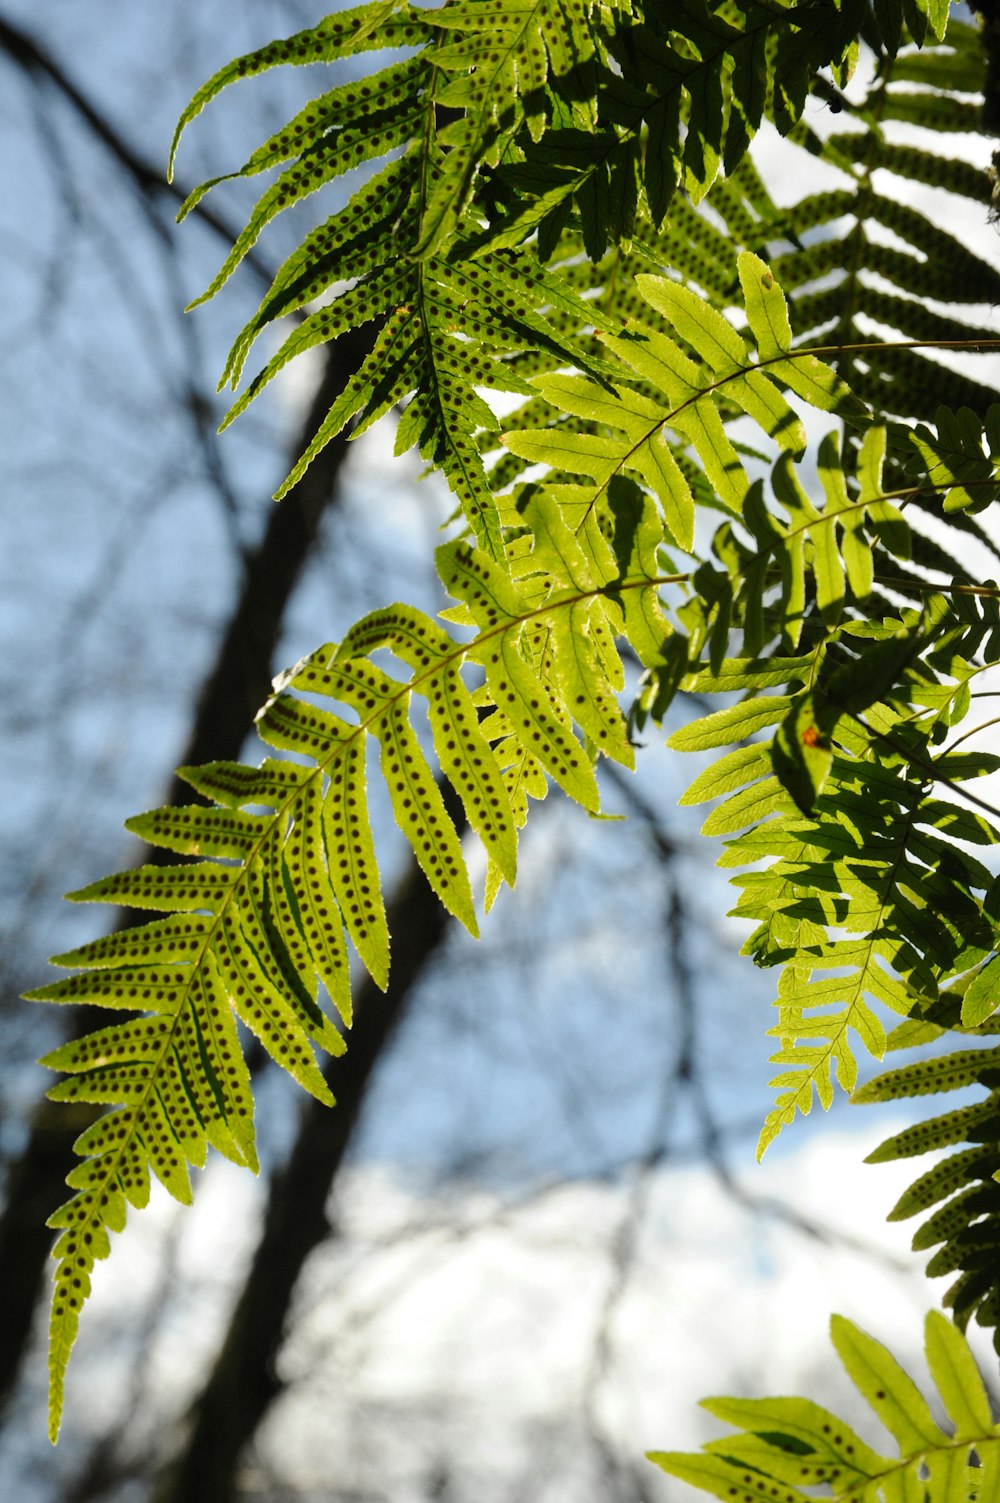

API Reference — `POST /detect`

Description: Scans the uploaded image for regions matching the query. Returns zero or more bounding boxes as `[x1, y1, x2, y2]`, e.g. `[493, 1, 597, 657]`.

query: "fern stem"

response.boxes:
[943, 713, 1000, 755]
[873, 574, 1000, 601]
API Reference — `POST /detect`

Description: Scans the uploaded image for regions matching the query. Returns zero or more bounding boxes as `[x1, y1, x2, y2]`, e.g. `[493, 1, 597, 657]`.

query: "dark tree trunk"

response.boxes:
[161, 333, 374, 800]
[151, 850, 457, 1503]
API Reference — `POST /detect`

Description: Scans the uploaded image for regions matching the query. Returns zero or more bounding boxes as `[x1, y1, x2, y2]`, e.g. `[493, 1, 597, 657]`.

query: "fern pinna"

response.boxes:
[31, 0, 1000, 1454]
[653, 1310, 1000, 1501]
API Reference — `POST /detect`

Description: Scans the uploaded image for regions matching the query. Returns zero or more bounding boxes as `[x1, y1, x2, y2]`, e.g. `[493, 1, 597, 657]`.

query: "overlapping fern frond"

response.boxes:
[483, 158, 794, 496]
[417, 0, 597, 255]
[856, 1025, 1000, 1347]
[482, 0, 952, 255]
[170, 17, 609, 561]
[502, 251, 864, 552]
[773, 16, 1000, 423]
[222, 210, 603, 559]
[673, 627, 997, 1155]
[166, 0, 977, 552]
[652, 1309, 1000, 1502]
[662, 403, 1000, 1156]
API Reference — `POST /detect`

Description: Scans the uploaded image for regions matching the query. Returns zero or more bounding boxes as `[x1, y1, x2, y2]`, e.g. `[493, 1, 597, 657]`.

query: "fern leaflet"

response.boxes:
[651, 1310, 1000, 1503]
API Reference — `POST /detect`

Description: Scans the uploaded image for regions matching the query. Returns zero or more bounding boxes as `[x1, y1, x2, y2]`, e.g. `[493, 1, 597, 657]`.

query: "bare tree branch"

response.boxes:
[0, 12, 273, 280]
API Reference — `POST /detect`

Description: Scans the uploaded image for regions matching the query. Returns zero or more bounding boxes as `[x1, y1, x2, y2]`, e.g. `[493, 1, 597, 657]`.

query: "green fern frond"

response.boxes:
[167, 2, 431, 181]
[909, 405, 1000, 516]
[856, 1028, 1000, 1346]
[503, 252, 862, 553]
[417, 0, 595, 255]
[169, 8, 612, 560]
[773, 20, 998, 425]
[482, 0, 954, 255]
[32, 485, 679, 1436]
[224, 217, 605, 557]
[651, 1311, 999, 1503]
[664, 538, 1000, 1159]
[184, 87, 427, 312]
